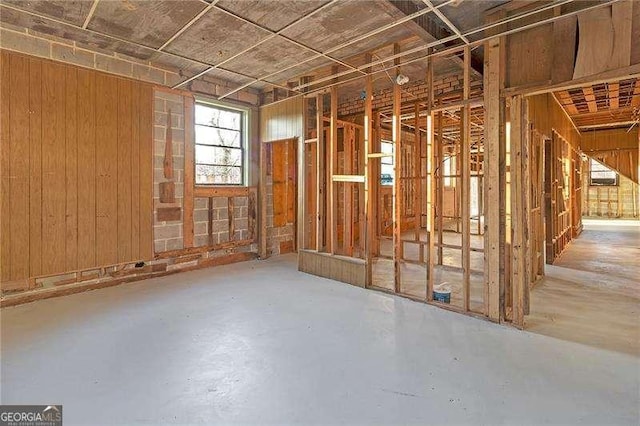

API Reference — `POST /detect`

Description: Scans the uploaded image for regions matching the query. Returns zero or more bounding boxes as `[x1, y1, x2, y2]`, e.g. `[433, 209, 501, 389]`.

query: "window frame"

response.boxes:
[589, 158, 618, 187]
[194, 98, 249, 187]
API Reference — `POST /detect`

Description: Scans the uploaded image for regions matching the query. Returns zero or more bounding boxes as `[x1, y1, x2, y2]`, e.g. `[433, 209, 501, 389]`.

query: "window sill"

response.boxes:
[194, 186, 251, 197]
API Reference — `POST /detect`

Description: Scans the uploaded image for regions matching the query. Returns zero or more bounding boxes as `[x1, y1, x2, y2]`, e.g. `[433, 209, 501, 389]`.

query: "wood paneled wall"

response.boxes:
[260, 97, 303, 142]
[0, 50, 153, 284]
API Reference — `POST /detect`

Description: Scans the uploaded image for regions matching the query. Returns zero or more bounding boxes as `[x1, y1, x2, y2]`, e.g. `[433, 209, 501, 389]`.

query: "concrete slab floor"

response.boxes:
[1, 254, 639, 425]
[527, 219, 640, 357]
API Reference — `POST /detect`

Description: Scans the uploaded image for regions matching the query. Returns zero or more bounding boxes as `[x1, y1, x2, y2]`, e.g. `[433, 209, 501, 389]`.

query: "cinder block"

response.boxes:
[165, 238, 184, 251]
[95, 54, 133, 77]
[51, 43, 95, 68]
[0, 28, 50, 58]
[154, 224, 182, 240]
[132, 64, 165, 85]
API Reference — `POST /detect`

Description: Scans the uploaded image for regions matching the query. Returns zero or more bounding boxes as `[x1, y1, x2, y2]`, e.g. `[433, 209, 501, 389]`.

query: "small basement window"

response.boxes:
[589, 158, 618, 186]
[195, 102, 245, 185]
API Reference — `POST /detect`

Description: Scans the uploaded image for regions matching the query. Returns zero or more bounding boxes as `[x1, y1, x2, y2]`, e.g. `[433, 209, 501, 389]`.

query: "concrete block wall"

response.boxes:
[153, 90, 185, 253]
[583, 174, 639, 218]
[0, 25, 261, 106]
[338, 73, 482, 116]
[192, 196, 251, 248]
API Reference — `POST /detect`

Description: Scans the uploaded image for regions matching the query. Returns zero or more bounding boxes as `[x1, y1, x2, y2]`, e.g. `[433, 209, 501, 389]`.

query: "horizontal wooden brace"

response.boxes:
[332, 175, 365, 183]
[194, 186, 254, 198]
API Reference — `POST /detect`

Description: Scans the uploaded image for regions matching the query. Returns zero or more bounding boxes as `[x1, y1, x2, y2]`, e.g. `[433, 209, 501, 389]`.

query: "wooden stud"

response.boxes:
[329, 87, 338, 254]
[183, 96, 195, 248]
[392, 77, 402, 293]
[483, 37, 502, 322]
[316, 94, 325, 251]
[364, 73, 373, 285]
[461, 45, 471, 312]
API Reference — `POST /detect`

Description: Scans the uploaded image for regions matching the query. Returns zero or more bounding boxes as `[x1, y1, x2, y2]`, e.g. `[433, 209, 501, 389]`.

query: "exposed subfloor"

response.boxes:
[2, 253, 638, 425]
[527, 218, 640, 356]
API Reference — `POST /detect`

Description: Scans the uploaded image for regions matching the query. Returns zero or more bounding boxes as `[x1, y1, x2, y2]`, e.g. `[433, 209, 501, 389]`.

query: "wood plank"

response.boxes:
[608, 82, 620, 109]
[259, 141, 268, 258]
[65, 66, 78, 271]
[583, 87, 597, 113]
[138, 84, 154, 259]
[611, 1, 633, 70]
[392, 80, 402, 293]
[272, 141, 287, 227]
[130, 82, 141, 258]
[364, 74, 373, 285]
[510, 95, 525, 328]
[287, 138, 296, 227]
[41, 61, 67, 275]
[461, 47, 471, 312]
[157, 206, 181, 222]
[193, 186, 249, 198]
[95, 73, 119, 265]
[8, 54, 30, 280]
[248, 190, 256, 241]
[164, 108, 174, 179]
[228, 197, 235, 240]
[573, 7, 614, 79]
[0, 51, 10, 282]
[77, 68, 97, 269]
[29, 57, 43, 278]
[316, 94, 325, 251]
[183, 95, 195, 248]
[344, 126, 354, 256]
[484, 37, 502, 322]
[117, 78, 133, 263]
[551, 15, 577, 83]
[329, 87, 338, 254]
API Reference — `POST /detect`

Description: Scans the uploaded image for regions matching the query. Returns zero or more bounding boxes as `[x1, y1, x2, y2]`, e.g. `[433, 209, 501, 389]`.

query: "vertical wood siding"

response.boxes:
[0, 50, 154, 282]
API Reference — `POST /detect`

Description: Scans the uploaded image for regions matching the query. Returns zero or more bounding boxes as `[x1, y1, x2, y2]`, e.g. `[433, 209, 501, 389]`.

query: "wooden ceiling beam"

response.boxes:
[583, 87, 598, 113]
[632, 79, 640, 107]
[558, 90, 579, 115]
[608, 82, 619, 109]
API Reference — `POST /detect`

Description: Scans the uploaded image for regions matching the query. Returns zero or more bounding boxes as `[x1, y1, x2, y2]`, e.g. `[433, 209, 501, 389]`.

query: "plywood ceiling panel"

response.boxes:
[2, 0, 93, 26]
[88, 0, 206, 49]
[164, 8, 272, 66]
[216, 0, 330, 32]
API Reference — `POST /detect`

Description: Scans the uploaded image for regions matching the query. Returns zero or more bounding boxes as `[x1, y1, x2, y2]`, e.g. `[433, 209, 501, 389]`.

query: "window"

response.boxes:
[589, 158, 617, 186]
[195, 102, 245, 185]
[380, 140, 394, 185]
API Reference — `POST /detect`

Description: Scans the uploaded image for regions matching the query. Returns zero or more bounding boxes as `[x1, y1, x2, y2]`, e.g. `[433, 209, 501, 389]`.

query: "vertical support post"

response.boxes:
[364, 72, 373, 285]
[414, 102, 421, 242]
[208, 197, 214, 246]
[316, 94, 324, 252]
[392, 74, 402, 293]
[483, 36, 503, 321]
[509, 95, 527, 328]
[228, 196, 235, 241]
[436, 111, 444, 266]
[426, 53, 435, 301]
[329, 86, 338, 254]
[461, 46, 471, 312]
[344, 126, 354, 256]
[259, 141, 268, 259]
[183, 96, 195, 248]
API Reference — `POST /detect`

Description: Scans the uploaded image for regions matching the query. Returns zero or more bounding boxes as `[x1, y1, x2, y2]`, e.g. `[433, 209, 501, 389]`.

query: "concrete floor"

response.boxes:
[527, 218, 640, 356]
[2, 253, 639, 425]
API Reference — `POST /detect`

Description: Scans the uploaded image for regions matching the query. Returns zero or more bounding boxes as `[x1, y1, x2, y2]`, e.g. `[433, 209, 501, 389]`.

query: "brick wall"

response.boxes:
[338, 73, 482, 116]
